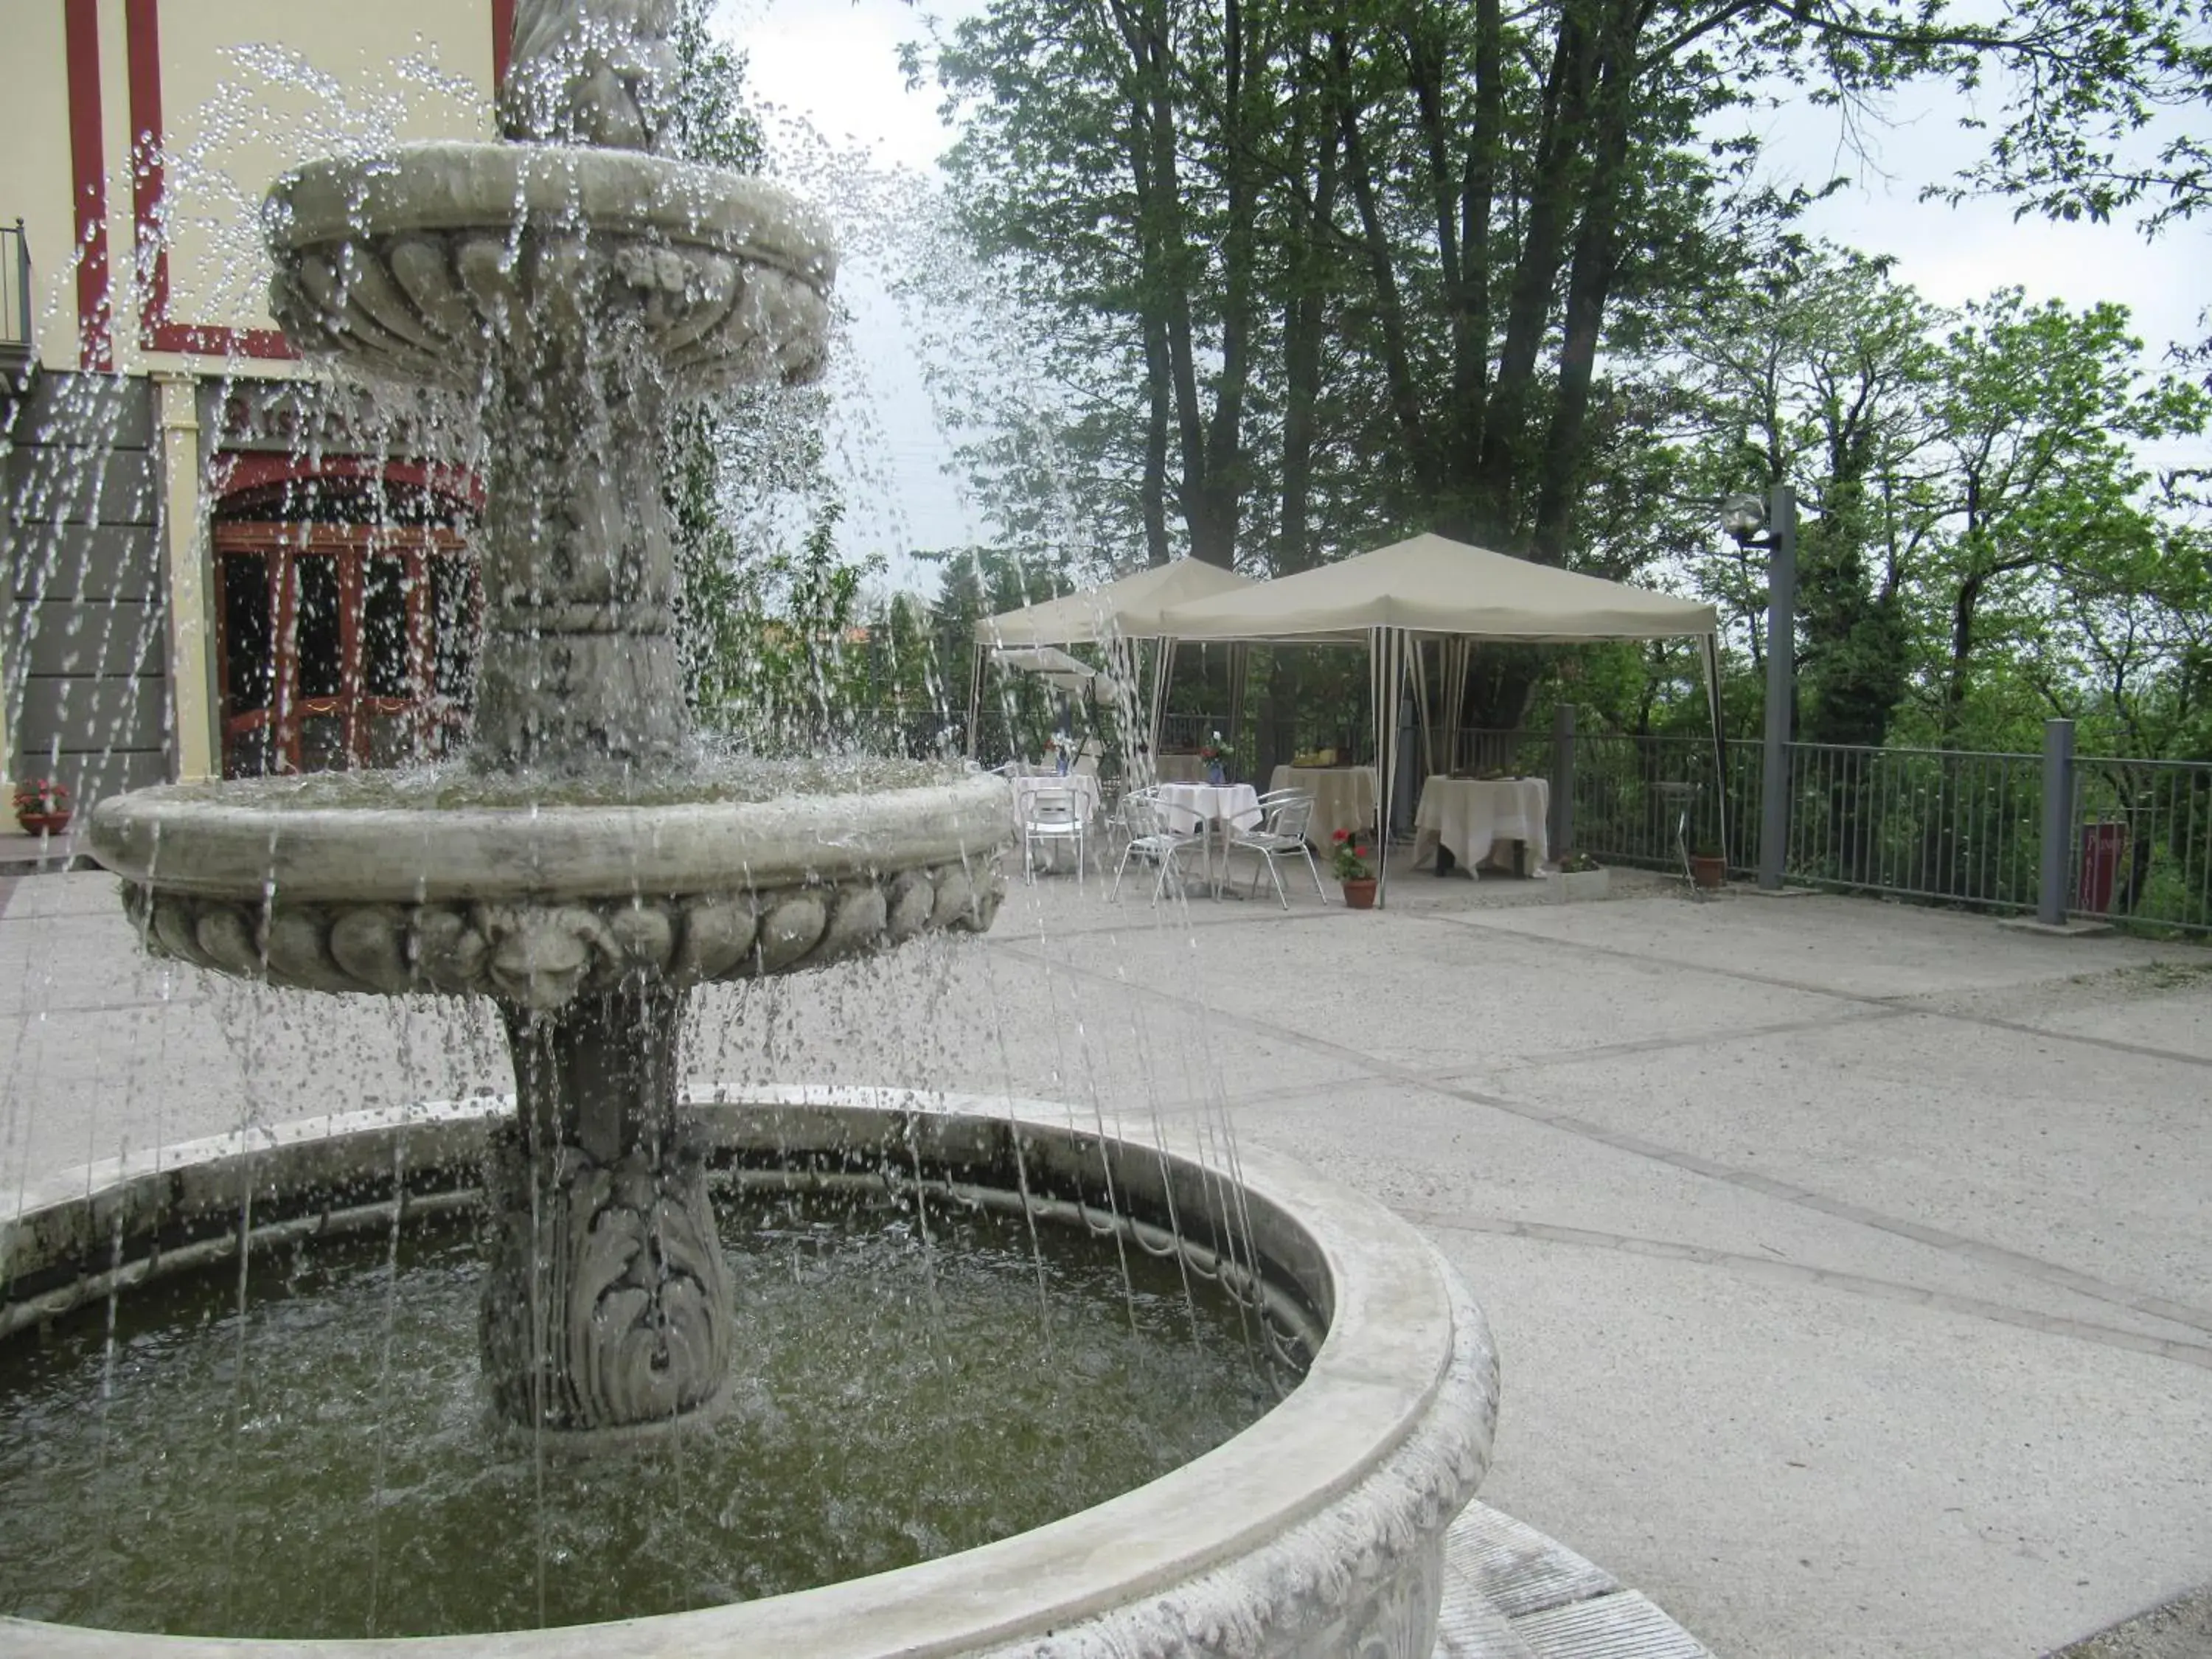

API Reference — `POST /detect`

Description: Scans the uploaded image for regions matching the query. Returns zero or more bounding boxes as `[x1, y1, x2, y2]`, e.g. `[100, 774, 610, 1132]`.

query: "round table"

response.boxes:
[1154, 782, 1262, 896]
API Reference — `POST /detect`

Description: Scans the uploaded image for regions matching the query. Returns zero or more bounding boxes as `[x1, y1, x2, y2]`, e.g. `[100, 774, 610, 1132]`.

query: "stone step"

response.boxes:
[1434, 1503, 1716, 1659]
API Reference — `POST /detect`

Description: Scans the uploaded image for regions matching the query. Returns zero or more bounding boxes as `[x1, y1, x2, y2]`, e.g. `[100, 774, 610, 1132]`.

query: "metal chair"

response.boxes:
[1108, 788, 1197, 904]
[1228, 792, 1326, 909]
[1019, 785, 1088, 885]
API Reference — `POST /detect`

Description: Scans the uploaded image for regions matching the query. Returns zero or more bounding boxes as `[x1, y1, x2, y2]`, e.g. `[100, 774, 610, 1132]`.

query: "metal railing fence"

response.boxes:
[1560, 732, 1760, 871]
[1781, 742, 2045, 911]
[2071, 755, 2212, 933]
[0, 220, 30, 363]
[1559, 731, 2208, 934]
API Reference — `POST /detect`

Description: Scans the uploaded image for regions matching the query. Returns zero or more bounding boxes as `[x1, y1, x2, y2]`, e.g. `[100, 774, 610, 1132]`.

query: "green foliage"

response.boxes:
[1649, 243, 2210, 759]
[667, 0, 763, 171]
[920, 544, 1103, 762]
[690, 501, 892, 752]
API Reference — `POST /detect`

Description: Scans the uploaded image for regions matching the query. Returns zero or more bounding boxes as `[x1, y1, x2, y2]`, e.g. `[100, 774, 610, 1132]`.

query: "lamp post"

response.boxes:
[1723, 485, 1797, 893]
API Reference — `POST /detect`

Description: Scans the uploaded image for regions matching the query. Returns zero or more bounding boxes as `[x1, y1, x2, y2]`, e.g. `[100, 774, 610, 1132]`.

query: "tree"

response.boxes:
[1666, 241, 1940, 747]
[1940, 0, 2212, 239]
[1911, 291, 2208, 740]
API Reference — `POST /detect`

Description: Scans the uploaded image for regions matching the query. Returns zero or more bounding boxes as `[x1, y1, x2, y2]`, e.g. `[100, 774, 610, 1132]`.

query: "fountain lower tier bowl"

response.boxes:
[0, 1088, 1498, 1658]
[264, 141, 835, 392]
[87, 768, 1014, 1009]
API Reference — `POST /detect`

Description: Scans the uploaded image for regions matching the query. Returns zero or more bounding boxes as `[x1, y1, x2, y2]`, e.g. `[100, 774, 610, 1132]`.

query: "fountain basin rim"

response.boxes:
[0, 1086, 1497, 1658]
[87, 773, 1014, 902]
[266, 141, 836, 293]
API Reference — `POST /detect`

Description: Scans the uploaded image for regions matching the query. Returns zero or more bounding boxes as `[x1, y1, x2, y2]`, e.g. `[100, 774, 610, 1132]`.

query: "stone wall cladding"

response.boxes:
[3, 371, 169, 803]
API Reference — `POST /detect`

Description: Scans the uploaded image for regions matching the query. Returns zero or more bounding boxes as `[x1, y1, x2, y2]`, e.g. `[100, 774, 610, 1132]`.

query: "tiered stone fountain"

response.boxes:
[94, 0, 1013, 1441]
[6, 3, 1505, 1652]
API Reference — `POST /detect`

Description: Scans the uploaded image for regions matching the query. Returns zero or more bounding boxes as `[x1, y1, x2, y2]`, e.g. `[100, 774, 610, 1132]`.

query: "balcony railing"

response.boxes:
[1, 219, 32, 371]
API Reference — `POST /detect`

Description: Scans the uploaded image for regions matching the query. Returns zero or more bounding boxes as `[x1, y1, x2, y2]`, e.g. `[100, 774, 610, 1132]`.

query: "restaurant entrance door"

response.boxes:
[212, 521, 480, 778]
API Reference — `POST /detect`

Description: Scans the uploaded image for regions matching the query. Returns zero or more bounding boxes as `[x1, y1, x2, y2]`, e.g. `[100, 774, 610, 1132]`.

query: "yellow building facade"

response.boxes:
[2, 0, 505, 806]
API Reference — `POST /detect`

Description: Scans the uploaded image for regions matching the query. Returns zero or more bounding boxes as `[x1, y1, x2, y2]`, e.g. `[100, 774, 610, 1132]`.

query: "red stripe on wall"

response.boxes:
[493, 0, 516, 89]
[63, 0, 111, 371]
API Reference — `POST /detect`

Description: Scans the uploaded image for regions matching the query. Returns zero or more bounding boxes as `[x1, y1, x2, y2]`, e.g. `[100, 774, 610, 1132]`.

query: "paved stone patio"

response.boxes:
[3, 857, 2207, 1658]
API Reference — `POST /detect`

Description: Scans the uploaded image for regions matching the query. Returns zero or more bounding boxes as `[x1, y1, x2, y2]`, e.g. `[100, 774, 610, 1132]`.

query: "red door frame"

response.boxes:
[212, 522, 478, 777]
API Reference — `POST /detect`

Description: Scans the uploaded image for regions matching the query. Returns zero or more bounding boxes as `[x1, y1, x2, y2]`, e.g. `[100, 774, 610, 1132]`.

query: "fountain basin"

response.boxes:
[0, 1088, 1498, 1657]
[89, 769, 1012, 1007]
[264, 141, 835, 390]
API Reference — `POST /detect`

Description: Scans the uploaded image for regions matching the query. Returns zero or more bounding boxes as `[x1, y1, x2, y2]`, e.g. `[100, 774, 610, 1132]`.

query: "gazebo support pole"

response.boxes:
[1373, 627, 1405, 910]
[1703, 632, 1729, 869]
[966, 640, 986, 760]
[1226, 644, 1249, 779]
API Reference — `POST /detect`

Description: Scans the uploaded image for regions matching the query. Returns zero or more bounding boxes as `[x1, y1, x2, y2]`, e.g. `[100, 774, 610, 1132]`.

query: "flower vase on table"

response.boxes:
[1200, 728, 1232, 788]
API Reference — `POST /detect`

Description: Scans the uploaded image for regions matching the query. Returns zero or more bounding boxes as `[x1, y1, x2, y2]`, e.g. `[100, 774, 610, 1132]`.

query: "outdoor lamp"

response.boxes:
[1719, 493, 1767, 543]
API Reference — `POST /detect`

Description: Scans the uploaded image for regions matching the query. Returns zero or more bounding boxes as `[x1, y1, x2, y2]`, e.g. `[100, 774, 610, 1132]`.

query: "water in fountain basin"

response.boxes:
[0, 1186, 1285, 1639]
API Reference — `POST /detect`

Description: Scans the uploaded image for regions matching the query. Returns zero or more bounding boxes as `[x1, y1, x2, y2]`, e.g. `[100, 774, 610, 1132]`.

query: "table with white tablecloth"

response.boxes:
[1154, 782, 1262, 895]
[1265, 765, 1377, 847]
[1412, 776, 1549, 876]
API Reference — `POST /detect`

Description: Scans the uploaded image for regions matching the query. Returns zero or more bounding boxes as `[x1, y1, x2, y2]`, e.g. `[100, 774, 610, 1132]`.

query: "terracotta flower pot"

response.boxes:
[1688, 853, 1726, 891]
[15, 808, 71, 838]
[1340, 877, 1378, 909]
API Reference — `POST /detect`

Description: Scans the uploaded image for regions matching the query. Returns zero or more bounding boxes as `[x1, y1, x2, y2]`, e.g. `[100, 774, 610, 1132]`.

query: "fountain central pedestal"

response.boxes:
[481, 984, 733, 1433]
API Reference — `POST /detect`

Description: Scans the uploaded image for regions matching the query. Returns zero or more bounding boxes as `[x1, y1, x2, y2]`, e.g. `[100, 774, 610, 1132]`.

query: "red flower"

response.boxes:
[1353, 846, 1371, 860]
[1332, 829, 1349, 843]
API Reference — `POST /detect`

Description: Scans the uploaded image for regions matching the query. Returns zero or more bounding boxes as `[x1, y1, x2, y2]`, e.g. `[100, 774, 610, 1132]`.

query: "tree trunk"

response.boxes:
[1278, 118, 1338, 576]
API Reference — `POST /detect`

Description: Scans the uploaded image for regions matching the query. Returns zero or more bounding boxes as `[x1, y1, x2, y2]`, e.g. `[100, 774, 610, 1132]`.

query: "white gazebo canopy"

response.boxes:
[968, 559, 1257, 759]
[1153, 533, 1716, 642]
[1154, 534, 1724, 907]
[975, 557, 1255, 647]
[989, 644, 1105, 701]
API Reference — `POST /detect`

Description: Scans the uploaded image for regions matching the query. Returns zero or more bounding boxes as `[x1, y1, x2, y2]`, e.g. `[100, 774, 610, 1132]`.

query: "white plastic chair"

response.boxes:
[1108, 789, 1197, 904]
[1020, 785, 1088, 885]
[1229, 792, 1327, 908]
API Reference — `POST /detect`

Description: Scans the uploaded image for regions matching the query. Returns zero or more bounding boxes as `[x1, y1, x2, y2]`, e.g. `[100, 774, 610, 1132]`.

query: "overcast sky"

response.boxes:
[720, 0, 2208, 580]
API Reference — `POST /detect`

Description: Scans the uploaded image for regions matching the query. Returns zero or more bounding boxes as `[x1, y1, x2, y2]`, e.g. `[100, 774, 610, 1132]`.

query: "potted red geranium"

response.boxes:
[1330, 829, 1377, 908]
[12, 777, 72, 838]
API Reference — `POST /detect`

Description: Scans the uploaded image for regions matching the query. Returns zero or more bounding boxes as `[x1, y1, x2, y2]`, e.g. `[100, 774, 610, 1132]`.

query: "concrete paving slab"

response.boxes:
[1087, 907, 1857, 1077]
[1908, 962, 2212, 1065]
[1483, 1012, 2212, 1318]
[1445, 1234, 2212, 1659]
[1239, 1079, 2212, 1354]
[1449, 892, 2197, 1002]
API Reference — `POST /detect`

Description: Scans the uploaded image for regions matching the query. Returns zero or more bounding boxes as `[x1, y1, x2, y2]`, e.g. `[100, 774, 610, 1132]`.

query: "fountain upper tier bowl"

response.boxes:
[264, 142, 835, 392]
[88, 765, 1011, 1009]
